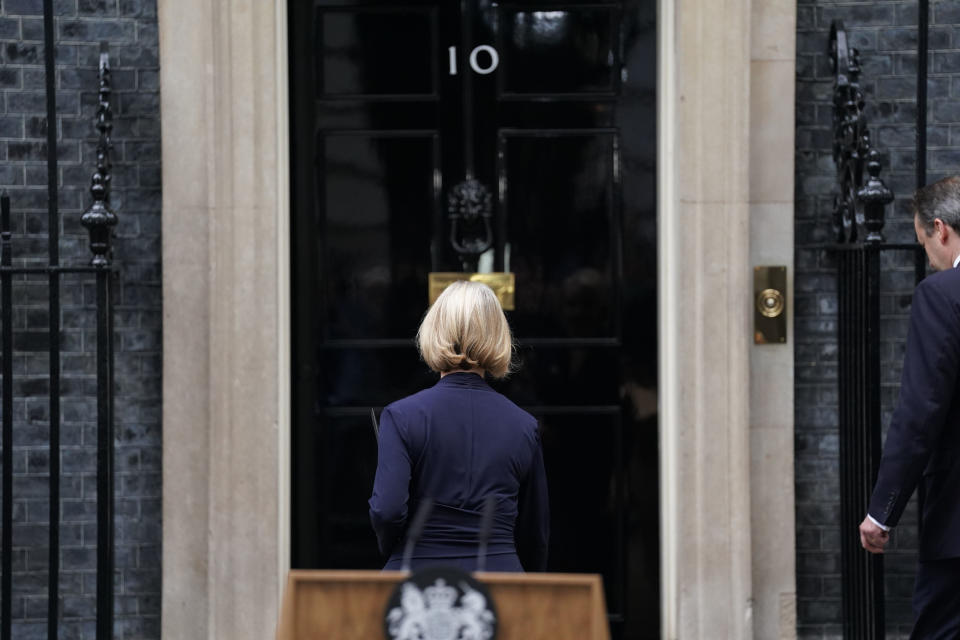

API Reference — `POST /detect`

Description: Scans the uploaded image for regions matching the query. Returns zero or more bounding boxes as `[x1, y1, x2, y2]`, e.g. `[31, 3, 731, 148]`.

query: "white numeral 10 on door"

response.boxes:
[448, 45, 500, 75]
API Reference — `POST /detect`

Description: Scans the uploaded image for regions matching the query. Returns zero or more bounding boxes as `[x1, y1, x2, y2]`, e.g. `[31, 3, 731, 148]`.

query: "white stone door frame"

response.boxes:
[159, 0, 290, 638]
[159, 0, 797, 638]
[658, 0, 797, 636]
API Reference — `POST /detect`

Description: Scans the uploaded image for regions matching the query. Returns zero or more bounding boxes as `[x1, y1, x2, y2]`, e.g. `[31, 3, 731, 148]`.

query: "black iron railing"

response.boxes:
[0, 2, 118, 637]
[827, 20, 926, 640]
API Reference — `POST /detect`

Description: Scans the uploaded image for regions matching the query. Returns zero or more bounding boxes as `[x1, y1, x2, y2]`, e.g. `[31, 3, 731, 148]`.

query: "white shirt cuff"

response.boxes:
[867, 514, 890, 532]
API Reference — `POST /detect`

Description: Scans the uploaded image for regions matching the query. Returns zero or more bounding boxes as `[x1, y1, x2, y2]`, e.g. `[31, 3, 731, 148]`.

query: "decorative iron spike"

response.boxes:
[829, 20, 849, 81]
[832, 195, 846, 243]
[848, 47, 861, 80]
[830, 22, 894, 245]
[81, 43, 117, 266]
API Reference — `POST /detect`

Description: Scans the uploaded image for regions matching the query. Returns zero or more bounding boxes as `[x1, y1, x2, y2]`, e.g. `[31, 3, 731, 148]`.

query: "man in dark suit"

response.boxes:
[859, 176, 960, 639]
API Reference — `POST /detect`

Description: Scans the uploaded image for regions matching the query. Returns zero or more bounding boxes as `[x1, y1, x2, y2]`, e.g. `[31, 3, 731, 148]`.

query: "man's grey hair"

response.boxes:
[913, 175, 960, 234]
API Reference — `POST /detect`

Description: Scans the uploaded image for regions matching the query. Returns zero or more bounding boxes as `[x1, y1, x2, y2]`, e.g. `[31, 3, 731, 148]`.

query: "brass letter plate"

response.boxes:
[428, 272, 515, 310]
[754, 266, 787, 344]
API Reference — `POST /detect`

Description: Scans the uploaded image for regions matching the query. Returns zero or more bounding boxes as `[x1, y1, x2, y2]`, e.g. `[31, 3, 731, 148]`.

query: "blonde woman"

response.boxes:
[368, 280, 550, 572]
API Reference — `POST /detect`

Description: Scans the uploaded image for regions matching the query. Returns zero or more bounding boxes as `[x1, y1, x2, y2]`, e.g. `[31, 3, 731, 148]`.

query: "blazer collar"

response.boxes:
[436, 371, 490, 389]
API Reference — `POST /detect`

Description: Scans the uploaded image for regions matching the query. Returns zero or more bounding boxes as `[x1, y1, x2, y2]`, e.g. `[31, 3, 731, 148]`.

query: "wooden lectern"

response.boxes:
[276, 570, 610, 640]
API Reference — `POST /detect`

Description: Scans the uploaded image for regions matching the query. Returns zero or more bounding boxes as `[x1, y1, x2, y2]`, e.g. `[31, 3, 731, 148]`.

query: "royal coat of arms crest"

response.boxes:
[383, 568, 498, 640]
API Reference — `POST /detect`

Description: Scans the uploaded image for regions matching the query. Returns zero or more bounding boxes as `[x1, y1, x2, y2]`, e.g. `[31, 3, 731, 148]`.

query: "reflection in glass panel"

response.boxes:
[503, 134, 616, 338]
[318, 10, 435, 96]
[502, 9, 616, 93]
[321, 135, 435, 340]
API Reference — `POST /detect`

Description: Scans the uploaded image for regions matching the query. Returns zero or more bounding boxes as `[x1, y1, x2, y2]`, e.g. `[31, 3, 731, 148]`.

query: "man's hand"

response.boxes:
[859, 516, 890, 554]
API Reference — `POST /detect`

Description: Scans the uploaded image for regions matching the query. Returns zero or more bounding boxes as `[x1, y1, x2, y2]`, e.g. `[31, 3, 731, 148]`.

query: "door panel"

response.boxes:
[316, 8, 439, 97]
[290, 1, 658, 637]
[320, 349, 439, 406]
[321, 133, 438, 340]
[499, 8, 620, 95]
[500, 131, 619, 339]
[540, 411, 624, 609]
[318, 413, 380, 567]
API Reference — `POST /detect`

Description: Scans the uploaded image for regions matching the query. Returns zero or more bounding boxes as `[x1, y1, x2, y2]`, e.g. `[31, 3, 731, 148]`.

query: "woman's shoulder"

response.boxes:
[382, 387, 435, 417]
[496, 392, 538, 423]
[385, 384, 537, 429]
[483, 390, 540, 439]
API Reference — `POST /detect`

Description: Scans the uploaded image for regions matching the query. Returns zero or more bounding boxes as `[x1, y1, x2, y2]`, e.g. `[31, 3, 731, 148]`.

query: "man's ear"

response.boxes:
[935, 218, 950, 244]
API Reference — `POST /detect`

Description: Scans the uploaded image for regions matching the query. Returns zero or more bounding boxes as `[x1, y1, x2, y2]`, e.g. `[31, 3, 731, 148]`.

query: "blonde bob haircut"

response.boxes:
[417, 280, 514, 378]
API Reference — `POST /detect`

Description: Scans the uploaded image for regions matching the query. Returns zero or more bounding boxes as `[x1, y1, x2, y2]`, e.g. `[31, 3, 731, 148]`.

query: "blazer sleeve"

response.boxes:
[368, 407, 412, 557]
[868, 279, 960, 527]
[515, 426, 550, 571]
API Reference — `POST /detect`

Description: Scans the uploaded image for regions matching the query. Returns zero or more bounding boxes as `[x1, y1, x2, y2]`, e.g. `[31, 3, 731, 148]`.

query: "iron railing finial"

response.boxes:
[81, 42, 117, 266]
[830, 21, 893, 245]
[858, 149, 894, 244]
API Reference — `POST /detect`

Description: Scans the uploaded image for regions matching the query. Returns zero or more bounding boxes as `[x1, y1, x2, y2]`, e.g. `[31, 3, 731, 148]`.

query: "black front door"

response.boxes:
[289, 2, 658, 637]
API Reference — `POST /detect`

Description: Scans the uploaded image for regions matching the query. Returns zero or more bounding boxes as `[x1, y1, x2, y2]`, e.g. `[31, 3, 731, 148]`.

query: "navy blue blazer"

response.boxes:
[868, 266, 960, 560]
[368, 372, 550, 571]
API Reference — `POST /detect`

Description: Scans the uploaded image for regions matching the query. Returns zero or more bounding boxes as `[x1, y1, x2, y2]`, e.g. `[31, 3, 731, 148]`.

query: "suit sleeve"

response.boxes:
[515, 426, 550, 571]
[368, 407, 412, 557]
[868, 279, 960, 527]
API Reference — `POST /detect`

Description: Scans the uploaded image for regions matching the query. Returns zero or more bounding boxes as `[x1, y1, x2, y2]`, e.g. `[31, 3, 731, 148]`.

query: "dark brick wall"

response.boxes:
[0, 0, 160, 638]
[796, 1, 960, 638]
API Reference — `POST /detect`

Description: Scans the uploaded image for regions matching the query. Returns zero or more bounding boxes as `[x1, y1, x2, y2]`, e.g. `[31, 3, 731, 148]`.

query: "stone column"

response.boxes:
[749, 0, 798, 637]
[658, 0, 755, 636]
[159, 0, 290, 638]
